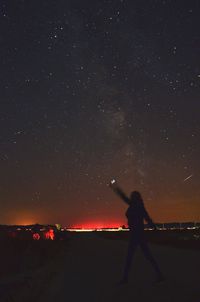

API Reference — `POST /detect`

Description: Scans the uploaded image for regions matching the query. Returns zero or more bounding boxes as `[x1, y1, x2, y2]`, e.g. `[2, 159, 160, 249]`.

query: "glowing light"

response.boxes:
[33, 233, 40, 240]
[70, 220, 124, 230]
[9, 231, 17, 238]
[67, 226, 129, 232]
[55, 224, 61, 231]
[45, 229, 55, 240]
[111, 179, 116, 184]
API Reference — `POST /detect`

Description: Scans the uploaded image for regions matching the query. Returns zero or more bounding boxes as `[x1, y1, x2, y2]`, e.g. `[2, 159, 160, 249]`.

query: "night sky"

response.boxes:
[1, 0, 200, 227]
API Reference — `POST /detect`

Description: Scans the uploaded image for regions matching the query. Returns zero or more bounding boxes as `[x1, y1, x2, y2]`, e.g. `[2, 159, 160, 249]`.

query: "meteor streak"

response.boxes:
[183, 174, 193, 182]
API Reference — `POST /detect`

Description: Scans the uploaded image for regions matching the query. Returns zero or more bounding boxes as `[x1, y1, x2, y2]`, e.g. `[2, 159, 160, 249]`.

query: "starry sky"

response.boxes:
[1, 0, 200, 227]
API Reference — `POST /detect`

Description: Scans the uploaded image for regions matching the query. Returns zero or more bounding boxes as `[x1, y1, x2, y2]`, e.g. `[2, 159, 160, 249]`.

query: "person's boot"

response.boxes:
[155, 272, 165, 283]
[117, 276, 128, 285]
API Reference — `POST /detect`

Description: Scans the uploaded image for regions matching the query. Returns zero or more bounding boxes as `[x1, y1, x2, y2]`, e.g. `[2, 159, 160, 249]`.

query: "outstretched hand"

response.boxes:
[109, 181, 130, 205]
[109, 179, 118, 190]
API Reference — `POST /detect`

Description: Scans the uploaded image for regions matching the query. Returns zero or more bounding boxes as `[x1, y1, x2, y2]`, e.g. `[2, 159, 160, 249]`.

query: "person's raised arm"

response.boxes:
[109, 180, 130, 205]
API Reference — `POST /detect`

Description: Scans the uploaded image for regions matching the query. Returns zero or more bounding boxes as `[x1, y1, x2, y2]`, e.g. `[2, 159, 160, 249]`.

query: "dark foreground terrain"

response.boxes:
[0, 231, 199, 302]
[97, 229, 200, 250]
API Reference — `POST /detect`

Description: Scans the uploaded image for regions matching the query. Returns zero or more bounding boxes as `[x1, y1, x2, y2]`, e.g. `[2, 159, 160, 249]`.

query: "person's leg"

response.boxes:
[140, 239, 164, 280]
[121, 234, 138, 282]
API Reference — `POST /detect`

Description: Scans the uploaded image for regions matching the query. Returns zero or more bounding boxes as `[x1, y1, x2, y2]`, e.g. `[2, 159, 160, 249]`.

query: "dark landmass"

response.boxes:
[97, 229, 200, 250]
[0, 224, 200, 301]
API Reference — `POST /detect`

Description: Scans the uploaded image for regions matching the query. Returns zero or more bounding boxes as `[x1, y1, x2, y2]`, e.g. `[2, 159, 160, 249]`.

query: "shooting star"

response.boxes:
[183, 174, 193, 182]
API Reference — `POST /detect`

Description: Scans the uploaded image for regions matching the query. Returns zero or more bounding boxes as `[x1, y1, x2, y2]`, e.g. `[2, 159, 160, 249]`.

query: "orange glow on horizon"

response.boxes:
[11, 216, 37, 226]
[19, 221, 37, 226]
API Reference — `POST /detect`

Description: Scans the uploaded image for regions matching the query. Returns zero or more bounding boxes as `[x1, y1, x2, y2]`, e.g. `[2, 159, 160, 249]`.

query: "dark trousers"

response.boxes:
[123, 231, 162, 280]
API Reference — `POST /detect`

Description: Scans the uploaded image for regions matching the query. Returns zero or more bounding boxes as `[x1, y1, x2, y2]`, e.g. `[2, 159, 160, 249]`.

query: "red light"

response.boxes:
[45, 229, 55, 240]
[9, 231, 17, 238]
[71, 220, 125, 229]
[33, 233, 40, 240]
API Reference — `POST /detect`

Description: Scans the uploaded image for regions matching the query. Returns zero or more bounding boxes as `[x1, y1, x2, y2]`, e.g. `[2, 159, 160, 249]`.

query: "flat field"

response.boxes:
[0, 231, 199, 302]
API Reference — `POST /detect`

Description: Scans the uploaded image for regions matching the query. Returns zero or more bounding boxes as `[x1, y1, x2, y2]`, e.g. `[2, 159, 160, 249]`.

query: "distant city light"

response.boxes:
[66, 227, 129, 232]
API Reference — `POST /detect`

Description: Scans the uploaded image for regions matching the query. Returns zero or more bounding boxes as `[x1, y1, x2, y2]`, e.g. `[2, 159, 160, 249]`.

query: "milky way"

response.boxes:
[1, 0, 200, 226]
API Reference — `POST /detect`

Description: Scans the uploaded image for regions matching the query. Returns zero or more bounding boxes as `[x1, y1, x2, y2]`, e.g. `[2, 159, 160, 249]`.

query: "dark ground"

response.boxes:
[0, 231, 199, 302]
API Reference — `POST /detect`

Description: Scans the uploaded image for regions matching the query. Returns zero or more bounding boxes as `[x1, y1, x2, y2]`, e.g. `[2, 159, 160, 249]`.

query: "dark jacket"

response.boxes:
[114, 187, 156, 232]
[126, 203, 155, 232]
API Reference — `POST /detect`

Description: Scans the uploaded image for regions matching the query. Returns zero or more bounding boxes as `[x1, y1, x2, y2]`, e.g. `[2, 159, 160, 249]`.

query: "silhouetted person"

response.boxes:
[110, 180, 164, 284]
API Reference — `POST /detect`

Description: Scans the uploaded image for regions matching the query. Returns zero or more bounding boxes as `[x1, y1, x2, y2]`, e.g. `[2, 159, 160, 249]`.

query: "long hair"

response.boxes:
[130, 191, 144, 207]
